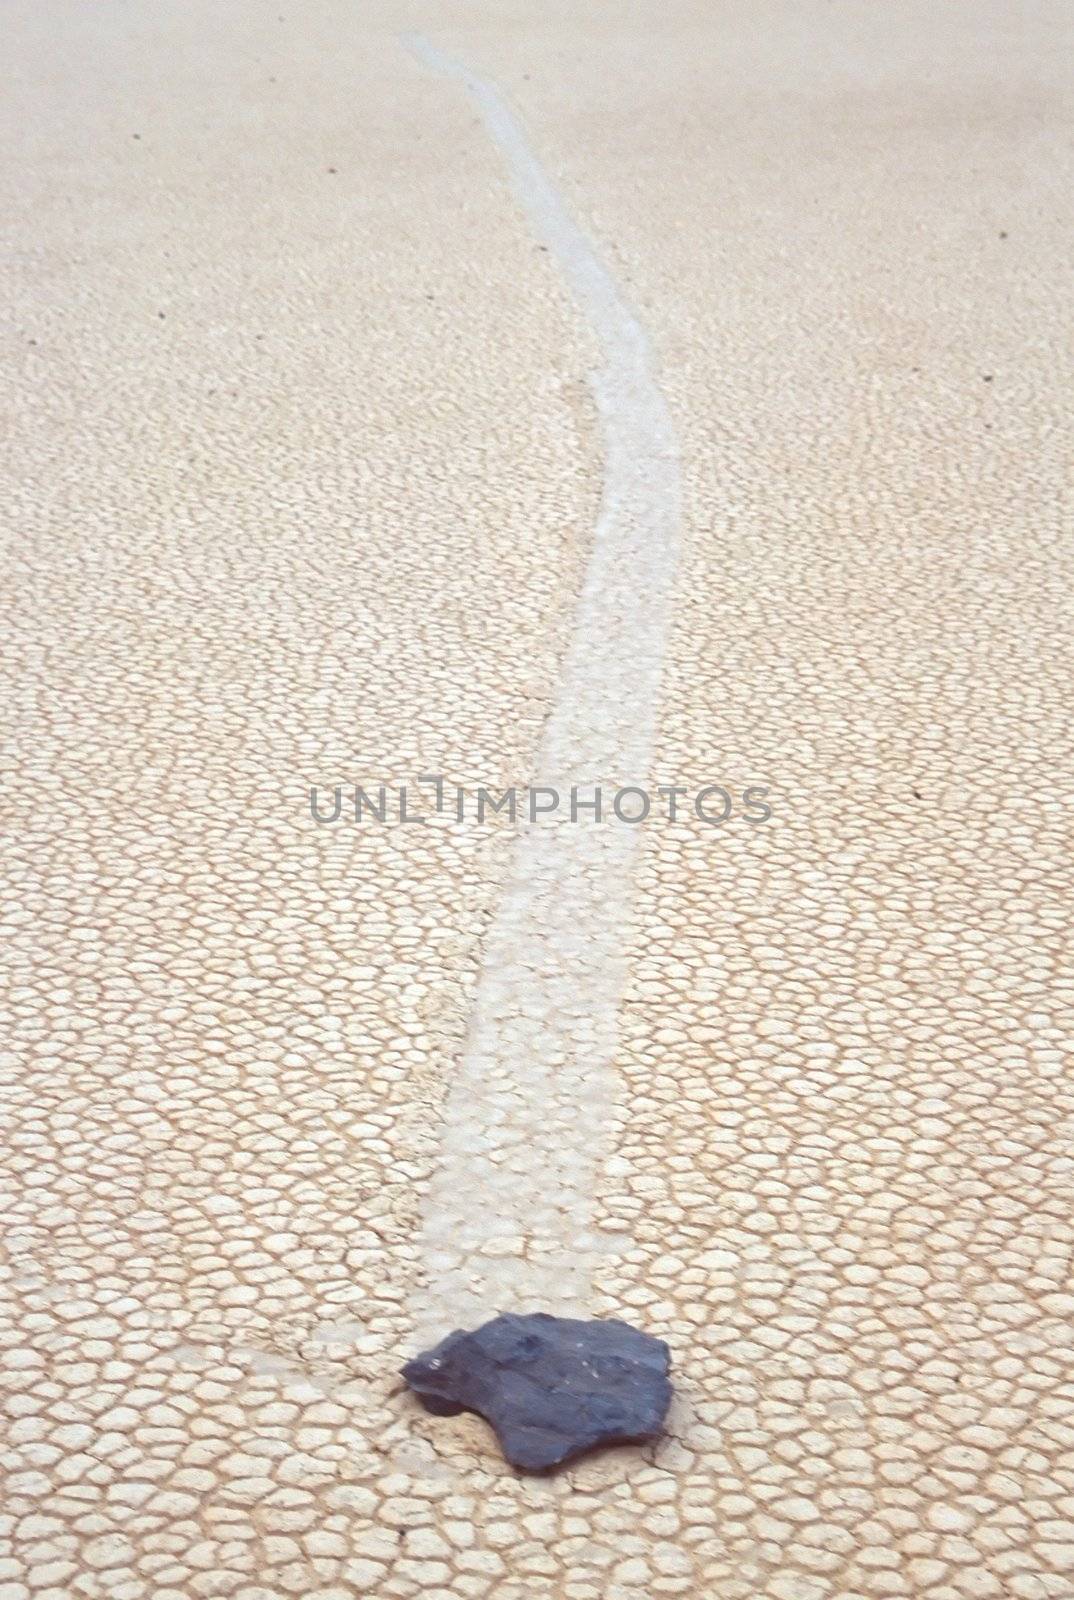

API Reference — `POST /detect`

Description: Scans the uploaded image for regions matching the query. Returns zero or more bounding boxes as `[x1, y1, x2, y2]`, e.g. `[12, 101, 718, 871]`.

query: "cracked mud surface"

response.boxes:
[3, 2, 1074, 1598]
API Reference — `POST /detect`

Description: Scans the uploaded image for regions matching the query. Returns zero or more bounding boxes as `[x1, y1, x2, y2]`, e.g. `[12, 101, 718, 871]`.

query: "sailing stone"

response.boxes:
[401, 1311, 673, 1471]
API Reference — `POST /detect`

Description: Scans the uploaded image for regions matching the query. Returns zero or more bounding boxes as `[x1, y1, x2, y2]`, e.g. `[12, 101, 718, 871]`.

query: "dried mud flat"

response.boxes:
[2, 2, 1073, 1598]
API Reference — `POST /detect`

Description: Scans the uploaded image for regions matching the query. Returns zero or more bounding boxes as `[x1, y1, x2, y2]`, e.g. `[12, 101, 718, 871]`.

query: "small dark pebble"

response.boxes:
[982, 374, 993, 382]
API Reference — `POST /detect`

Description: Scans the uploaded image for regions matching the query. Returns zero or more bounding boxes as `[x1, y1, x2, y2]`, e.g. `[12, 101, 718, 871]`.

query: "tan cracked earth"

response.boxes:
[3, 1, 1074, 1598]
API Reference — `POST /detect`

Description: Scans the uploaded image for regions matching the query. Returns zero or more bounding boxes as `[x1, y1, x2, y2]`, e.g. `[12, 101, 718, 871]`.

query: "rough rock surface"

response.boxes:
[402, 1312, 673, 1470]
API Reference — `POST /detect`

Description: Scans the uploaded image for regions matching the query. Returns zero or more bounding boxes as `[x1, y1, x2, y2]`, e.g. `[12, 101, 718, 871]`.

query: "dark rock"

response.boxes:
[401, 1311, 672, 1472]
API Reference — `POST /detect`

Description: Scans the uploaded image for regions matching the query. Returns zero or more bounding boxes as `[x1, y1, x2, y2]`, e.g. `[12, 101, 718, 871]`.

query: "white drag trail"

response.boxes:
[406, 36, 681, 1342]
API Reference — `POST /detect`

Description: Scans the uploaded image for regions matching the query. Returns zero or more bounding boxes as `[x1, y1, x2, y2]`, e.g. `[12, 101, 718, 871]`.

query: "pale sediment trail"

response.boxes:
[404, 35, 681, 1345]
